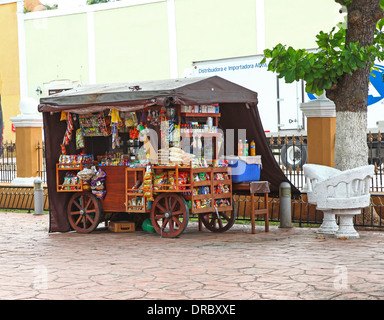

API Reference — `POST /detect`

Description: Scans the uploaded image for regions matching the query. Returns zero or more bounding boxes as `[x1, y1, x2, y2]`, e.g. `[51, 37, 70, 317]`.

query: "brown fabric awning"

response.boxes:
[38, 76, 258, 113]
[39, 76, 297, 233]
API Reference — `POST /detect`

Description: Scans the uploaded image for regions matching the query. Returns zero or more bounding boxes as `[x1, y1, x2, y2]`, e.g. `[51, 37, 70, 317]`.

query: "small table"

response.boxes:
[233, 181, 270, 234]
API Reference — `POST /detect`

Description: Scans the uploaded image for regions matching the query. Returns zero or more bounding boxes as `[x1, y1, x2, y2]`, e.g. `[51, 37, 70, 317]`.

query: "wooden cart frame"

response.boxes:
[62, 164, 236, 237]
[57, 102, 236, 237]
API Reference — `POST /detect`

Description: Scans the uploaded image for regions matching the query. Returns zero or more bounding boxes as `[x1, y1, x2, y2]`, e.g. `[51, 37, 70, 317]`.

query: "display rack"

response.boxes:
[125, 168, 147, 213]
[180, 112, 221, 160]
[189, 166, 232, 214]
[56, 163, 85, 192]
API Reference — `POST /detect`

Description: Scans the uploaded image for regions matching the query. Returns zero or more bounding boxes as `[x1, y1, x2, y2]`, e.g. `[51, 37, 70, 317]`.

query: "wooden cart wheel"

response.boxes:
[150, 193, 189, 238]
[67, 192, 103, 233]
[200, 201, 237, 233]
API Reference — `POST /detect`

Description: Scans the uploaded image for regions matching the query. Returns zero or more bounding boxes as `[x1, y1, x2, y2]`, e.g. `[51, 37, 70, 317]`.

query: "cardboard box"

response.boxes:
[109, 221, 135, 233]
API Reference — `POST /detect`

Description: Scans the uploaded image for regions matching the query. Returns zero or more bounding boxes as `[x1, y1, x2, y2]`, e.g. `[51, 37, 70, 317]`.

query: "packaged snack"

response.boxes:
[201, 199, 211, 208]
[168, 171, 176, 190]
[198, 172, 210, 181]
[93, 190, 107, 200]
[178, 172, 188, 190]
[144, 190, 154, 201]
[214, 199, 231, 207]
[199, 186, 210, 195]
[215, 184, 224, 194]
[132, 180, 141, 189]
[154, 172, 167, 190]
[76, 128, 85, 150]
[215, 173, 224, 180]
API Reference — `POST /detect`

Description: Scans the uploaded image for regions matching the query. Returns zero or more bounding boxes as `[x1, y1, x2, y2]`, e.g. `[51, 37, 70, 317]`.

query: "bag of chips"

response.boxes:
[168, 171, 176, 190]
[154, 172, 167, 190]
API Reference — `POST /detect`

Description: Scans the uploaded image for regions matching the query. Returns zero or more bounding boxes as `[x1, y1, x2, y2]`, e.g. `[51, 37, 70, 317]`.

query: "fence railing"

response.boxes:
[1, 134, 383, 190]
[0, 140, 46, 184]
[37, 141, 47, 183]
[267, 132, 384, 192]
[0, 141, 17, 183]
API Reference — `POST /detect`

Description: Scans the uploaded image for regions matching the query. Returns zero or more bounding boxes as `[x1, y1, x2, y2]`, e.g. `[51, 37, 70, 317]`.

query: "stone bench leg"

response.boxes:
[334, 209, 361, 239]
[317, 210, 339, 234]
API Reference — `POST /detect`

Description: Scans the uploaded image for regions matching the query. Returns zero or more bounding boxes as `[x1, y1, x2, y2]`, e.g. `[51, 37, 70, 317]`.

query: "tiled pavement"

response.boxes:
[1, 211, 384, 300]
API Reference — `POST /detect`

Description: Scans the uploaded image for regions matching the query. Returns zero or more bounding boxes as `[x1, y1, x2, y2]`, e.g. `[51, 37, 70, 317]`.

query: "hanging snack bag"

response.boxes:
[168, 171, 176, 190]
[91, 168, 107, 199]
[76, 128, 85, 150]
[143, 168, 154, 201]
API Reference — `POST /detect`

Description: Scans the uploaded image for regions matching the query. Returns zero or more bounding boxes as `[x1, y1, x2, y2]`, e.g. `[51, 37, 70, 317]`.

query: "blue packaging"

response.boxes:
[228, 158, 261, 183]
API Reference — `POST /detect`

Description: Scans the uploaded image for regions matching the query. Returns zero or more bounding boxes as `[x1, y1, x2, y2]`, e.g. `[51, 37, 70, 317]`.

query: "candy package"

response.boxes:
[168, 171, 176, 190]
[198, 172, 210, 181]
[93, 190, 107, 200]
[76, 128, 85, 150]
[154, 172, 167, 190]
[214, 199, 231, 207]
[178, 172, 188, 190]
[215, 183, 230, 194]
[201, 199, 211, 208]
[199, 186, 210, 195]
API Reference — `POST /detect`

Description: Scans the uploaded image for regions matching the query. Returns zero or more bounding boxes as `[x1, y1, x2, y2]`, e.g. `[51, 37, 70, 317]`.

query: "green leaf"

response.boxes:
[285, 69, 296, 83]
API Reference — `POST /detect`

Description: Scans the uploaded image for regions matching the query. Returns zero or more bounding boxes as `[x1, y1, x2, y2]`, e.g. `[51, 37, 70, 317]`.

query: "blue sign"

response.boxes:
[307, 64, 384, 106]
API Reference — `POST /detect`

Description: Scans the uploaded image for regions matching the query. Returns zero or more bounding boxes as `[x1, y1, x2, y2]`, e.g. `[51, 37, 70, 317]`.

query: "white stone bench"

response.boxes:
[303, 164, 374, 238]
[303, 164, 341, 234]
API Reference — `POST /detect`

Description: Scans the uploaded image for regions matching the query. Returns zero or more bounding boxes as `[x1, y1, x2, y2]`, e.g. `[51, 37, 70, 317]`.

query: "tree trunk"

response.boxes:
[326, 0, 384, 170]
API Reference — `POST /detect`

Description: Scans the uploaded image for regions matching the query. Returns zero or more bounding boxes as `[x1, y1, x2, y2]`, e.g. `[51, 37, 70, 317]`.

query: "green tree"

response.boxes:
[261, 0, 384, 170]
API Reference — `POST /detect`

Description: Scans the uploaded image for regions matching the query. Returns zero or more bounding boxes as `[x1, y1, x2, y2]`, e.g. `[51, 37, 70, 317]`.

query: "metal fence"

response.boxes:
[0, 141, 17, 183]
[1, 133, 382, 190]
[0, 140, 46, 184]
[267, 132, 384, 192]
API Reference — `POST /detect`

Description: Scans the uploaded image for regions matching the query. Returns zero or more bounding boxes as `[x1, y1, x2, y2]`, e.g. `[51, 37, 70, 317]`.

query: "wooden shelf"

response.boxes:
[126, 192, 144, 196]
[181, 113, 221, 118]
[213, 193, 232, 199]
[180, 132, 221, 138]
[215, 205, 232, 212]
[193, 180, 211, 186]
[56, 163, 84, 192]
[190, 166, 232, 214]
[213, 179, 231, 185]
[57, 185, 83, 192]
[125, 168, 147, 213]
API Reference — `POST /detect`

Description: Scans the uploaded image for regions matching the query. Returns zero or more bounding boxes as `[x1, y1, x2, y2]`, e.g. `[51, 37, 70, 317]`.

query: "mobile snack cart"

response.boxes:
[39, 76, 290, 238]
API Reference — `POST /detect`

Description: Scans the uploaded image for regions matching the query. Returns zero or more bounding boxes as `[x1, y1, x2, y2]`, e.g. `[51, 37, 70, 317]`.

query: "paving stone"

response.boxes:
[1, 211, 384, 300]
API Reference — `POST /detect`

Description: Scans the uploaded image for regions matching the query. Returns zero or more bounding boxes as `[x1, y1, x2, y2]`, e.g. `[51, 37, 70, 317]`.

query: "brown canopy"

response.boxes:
[39, 76, 297, 232]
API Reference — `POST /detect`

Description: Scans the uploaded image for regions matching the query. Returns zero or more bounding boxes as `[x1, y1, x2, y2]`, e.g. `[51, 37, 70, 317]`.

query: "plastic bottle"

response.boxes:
[250, 140, 256, 156]
[244, 140, 249, 156]
[238, 139, 243, 156]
